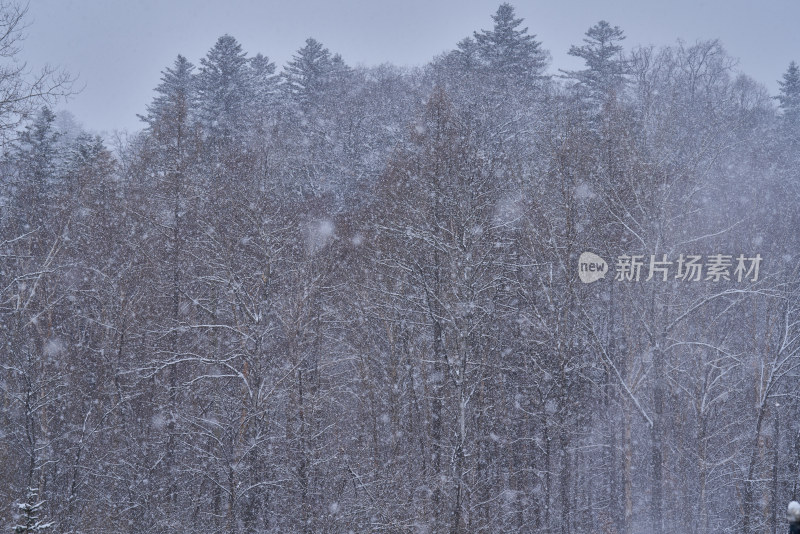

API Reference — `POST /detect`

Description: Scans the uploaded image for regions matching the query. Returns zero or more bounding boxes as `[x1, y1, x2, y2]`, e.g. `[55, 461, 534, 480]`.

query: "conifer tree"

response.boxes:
[12, 488, 53, 533]
[249, 53, 279, 112]
[197, 35, 250, 136]
[282, 38, 349, 107]
[17, 107, 59, 174]
[12, 107, 60, 230]
[564, 20, 629, 101]
[139, 55, 197, 140]
[465, 3, 549, 85]
[776, 61, 800, 127]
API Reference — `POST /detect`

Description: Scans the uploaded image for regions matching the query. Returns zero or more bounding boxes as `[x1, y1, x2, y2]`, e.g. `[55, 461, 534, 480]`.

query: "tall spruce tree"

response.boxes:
[196, 35, 250, 137]
[564, 20, 629, 102]
[249, 53, 279, 111]
[16, 107, 60, 183]
[465, 3, 549, 85]
[12, 107, 60, 231]
[282, 38, 348, 107]
[776, 61, 800, 128]
[139, 55, 197, 140]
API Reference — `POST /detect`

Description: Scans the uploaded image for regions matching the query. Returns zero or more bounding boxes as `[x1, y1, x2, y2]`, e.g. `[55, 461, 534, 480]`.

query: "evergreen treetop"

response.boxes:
[776, 60, 800, 125]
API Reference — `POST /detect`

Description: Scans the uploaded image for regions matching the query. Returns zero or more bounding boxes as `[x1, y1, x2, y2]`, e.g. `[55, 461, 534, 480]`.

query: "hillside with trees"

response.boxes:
[1, 3, 799, 533]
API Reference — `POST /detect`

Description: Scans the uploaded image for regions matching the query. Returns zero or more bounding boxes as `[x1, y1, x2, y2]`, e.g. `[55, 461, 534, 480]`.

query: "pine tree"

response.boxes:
[12, 107, 60, 230]
[196, 34, 250, 136]
[249, 53, 279, 112]
[563, 20, 629, 101]
[468, 3, 549, 85]
[776, 61, 800, 127]
[282, 38, 349, 106]
[139, 54, 197, 140]
[12, 488, 53, 533]
[16, 107, 60, 183]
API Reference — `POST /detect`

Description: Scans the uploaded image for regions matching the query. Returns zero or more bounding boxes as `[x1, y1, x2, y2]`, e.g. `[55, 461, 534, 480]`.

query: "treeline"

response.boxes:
[1, 3, 800, 533]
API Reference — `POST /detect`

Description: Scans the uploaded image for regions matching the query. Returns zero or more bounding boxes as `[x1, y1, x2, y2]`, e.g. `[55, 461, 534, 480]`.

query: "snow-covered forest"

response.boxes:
[1, 2, 799, 533]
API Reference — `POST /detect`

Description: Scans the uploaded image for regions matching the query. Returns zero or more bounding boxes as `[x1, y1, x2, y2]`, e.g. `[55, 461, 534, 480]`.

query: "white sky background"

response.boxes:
[17, 0, 800, 136]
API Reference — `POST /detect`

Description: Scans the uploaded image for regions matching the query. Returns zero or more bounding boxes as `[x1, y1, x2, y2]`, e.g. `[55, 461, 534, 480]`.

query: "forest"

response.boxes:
[1, 2, 799, 533]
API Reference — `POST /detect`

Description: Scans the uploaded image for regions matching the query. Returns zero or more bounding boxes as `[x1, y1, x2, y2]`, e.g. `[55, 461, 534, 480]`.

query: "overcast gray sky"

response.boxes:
[17, 0, 800, 135]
